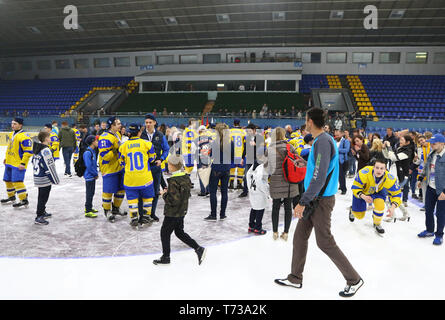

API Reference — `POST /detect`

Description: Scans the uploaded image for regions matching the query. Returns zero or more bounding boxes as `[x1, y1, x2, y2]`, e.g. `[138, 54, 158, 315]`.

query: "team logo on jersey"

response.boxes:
[388, 174, 394, 180]
[362, 168, 369, 174]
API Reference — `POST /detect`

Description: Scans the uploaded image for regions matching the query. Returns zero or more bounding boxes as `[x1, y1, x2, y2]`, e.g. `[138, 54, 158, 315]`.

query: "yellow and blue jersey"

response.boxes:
[5, 130, 33, 169]
[182, 127, 197, 156]
[118, 137, 156, 189]
[49, 132, 60, 160]
[230, 127, 246, 159]
[98, 131, 123, 177]
[352, 166, 402, 206]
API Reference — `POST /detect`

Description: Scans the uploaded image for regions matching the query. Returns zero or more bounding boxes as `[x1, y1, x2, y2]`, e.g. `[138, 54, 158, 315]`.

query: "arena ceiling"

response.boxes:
[0, 0, 444, 58]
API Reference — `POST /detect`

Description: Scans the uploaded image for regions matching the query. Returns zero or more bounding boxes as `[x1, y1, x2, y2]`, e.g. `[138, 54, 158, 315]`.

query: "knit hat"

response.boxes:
[145, 113, 157, 122]
[304, 134, 314, 144]
[246, 123, 257, 130]
[85, 135, 97, 146]
[106, 116, 117, 129]
[234, 119, 240, 126]
[13, 117, 24, 125]
[127, 123, 141, 135]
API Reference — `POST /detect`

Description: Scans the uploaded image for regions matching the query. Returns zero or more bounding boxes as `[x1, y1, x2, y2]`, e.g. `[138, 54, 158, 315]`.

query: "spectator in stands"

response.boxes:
[238, 83, 245, 91]
[162, 108, 168, 116]
[153, 108, 157, 117]
[351, 135, 370, 172]
[282, 109, 288, 117]
[252, 110, 257, 119]
[58, 121, 77, 177]
[335, 129, 350, 195]
[204, 123, 233, 221]
[22, 110, 29, 118]
[265, 127, 300, 241]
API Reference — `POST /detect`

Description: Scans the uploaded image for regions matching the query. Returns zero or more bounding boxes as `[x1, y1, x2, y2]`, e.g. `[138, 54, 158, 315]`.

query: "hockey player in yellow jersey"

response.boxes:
[98, 116, 127, 222]
[1, 118, 33, 208]
[350, 158, 402, 234]
[72, 123, 81, 163]
[43, 124, 60, 160]
[182, 119, 198, 175]
[119, 123, 157, 228]
[229, 119, 246, 189]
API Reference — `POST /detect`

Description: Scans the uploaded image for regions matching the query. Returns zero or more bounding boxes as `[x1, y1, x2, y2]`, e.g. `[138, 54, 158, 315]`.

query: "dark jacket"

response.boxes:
[383, 134, 398, 151]
[140, 128, 170, 163]
[162, 172, 192, 217]
[210, 140, 234, 172]
[58, 126, 77, 148]
[264, 140, 300, 199]
[383, 144, 414, 181]
[354, 143, 370, 171]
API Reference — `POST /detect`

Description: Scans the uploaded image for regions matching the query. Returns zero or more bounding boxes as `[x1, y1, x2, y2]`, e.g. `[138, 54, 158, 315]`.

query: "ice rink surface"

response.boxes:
[0, 145, 444, 300]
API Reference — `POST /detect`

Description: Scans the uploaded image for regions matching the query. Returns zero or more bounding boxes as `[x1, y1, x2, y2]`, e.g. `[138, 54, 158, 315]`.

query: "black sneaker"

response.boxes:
[228, 181, 234, 189]
[236, 183, 244, 190]
[35, 216, 49, 225]
[238, 192, 248, 198]
[274, 278, 302, 289]
[204, 215, 217, 221]
[220, 215, 227, 220]
[198, 192, 207, 196]
[339, 278, 364, 298]
[13, 199, 29, 208]
[153, 255, 170, 265]
[1, 196, 16, 205]
[151, 214, 159, 222]
[195, 247, 207, 265]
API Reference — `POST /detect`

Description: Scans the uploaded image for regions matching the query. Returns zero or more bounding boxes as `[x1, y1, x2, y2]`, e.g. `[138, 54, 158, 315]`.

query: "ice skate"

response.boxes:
[195, 247, 207, 265]
[112, 205, 127, 216]
[12, 198, 29, 209]
[397, 205, 410, 222]
[139, 214, 153, 227]
[349, 207, 355, 222]
[153, 255, 170, 265]
[374, 224, 385, 236]
[1, 196, 16, 205]
[130, 217, 139, 229]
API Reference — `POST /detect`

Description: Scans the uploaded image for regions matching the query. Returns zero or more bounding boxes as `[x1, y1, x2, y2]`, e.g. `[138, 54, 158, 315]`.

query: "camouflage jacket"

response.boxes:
[162, 172, 192, 217]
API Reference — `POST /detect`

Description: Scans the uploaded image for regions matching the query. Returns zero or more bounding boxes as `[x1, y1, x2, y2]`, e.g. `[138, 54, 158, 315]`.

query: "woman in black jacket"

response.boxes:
[204, 123, 234, 221]
[383, 134, 415, 206]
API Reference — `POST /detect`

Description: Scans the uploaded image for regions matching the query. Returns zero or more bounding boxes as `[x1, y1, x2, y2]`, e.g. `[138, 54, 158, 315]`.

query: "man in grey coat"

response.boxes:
[58, 121, 77, 177]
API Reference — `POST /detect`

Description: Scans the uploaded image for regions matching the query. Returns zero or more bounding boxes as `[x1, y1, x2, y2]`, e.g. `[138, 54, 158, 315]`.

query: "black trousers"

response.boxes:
[249, 209, 265, 231]
[272, 198, 293, 233]
[161, 216, 200, 257]
[36, 185, 51, 217]
[339, 160, 348, 193]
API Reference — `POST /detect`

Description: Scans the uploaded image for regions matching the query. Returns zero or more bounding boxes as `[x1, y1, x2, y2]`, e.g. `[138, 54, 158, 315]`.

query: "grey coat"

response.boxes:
[264, 140, 300, 199]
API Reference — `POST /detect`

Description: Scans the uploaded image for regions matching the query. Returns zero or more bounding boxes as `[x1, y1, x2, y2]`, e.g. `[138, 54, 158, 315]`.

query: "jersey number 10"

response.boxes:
[128, 152, 144, 171]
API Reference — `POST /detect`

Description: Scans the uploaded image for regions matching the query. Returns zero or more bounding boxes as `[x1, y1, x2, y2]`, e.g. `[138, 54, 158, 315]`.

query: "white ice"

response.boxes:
[0, 145, 444, 300]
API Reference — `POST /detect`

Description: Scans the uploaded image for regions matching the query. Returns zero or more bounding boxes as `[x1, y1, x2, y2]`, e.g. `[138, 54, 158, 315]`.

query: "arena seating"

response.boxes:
[116, 92, 209, 114]
[300, 74, 445, 120]
[0, 77, 133, 116]
[213, 92, 305, 112]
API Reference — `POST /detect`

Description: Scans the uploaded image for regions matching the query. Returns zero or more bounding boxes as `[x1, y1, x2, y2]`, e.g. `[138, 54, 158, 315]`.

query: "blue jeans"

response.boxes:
[348, 157, 356, 176]
[62, 147, 74, 175]
[410, 169, 418, 195]
[424, 186, 445, 237]
[85, 179, 96, 212]
[208, 169, 230, 217]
